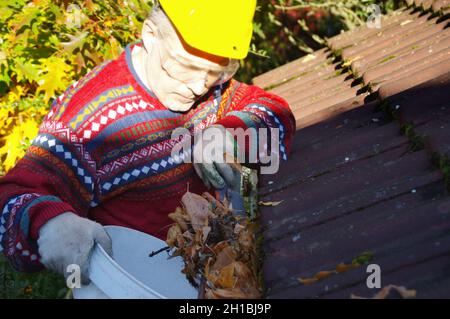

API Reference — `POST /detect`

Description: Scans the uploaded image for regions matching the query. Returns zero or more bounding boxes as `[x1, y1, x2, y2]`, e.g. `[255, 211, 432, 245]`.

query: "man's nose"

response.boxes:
[187, 76, 207, 96]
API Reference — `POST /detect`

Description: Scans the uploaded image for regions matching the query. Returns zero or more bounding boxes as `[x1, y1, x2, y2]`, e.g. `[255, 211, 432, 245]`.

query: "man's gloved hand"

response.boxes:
[193, 124, 241, 192]
[37, 212, 113, 285]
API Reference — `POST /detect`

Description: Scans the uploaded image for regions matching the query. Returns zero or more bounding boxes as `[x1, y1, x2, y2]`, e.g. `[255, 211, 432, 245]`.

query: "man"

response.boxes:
[0, 0, 295, 284]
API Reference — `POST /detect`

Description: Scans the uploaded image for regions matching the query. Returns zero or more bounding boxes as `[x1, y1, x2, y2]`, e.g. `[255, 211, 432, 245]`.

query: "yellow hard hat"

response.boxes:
[158, 0, 257, 59]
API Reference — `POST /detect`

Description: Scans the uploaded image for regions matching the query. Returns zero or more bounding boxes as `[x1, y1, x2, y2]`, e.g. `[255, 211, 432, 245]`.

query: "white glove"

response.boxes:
[37, 212, 113, 285]
[193, 124, 241, 191]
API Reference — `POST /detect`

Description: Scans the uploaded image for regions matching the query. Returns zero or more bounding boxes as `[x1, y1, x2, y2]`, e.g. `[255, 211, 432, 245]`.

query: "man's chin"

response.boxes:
[164, 99, 195, 112]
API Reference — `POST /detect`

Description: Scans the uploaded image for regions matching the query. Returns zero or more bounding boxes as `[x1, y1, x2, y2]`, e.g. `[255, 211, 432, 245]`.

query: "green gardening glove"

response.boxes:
[192, 124, 241, 191]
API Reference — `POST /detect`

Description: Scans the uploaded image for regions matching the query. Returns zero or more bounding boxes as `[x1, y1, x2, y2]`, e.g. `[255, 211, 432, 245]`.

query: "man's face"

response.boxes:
[144, 24, 239, 112]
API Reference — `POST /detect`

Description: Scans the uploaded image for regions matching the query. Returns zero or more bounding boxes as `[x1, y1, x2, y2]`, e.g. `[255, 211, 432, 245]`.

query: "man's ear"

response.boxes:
[141, 19, 158, 52]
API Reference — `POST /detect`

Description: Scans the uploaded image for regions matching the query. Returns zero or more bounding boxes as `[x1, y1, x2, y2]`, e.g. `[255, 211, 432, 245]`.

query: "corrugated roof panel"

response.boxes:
[349, 16, 448, 74]
[252, 48, 330, 89]
[328, 8, 414, 51]
[362, 36, 450, 86]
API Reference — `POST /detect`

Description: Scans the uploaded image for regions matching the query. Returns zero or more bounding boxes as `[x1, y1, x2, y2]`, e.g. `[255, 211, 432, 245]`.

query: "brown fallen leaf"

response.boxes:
[168, 209, 189, 232]
[315, 271, 333, 280]
[234, 223, 245, 235]
[165, 190, 261, 299]
[202, 226, 211, 243]
[205, 286, 261, 299]
[203, 192, 230, 217]
[182, 190, 210, 230]
[298, 261, 363, 286]
[166, 224, 182, 247]
[335, 262, 359, 273]
[210, 245, 237, 271]
[211, 240, 231, 255]
[233, 261, 258, 289]
[351, 285, 417, 299]
[215, 262, 237, 288]
[182, 230, 193, 241]
[298, 277, 319, 285]
[238, 228, 254, 254]
[176, 233, 185, 248]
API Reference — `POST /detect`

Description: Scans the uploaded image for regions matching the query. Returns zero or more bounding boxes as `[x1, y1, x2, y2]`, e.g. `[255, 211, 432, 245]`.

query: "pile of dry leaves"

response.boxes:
[165, 190, 262, 299]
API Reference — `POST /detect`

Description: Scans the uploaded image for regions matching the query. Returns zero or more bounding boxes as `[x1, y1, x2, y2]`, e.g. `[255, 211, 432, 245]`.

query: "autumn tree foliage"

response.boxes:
[0, 0, 151, 174]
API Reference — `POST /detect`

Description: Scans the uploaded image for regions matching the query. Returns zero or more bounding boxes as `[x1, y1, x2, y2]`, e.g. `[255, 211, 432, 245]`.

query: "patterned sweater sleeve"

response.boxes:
[215, 80, 296, 164]
[0, 99, 98, 272]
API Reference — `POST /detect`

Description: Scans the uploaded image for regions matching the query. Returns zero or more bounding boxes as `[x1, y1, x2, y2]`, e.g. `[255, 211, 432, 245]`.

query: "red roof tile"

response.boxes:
[252, 3, 450, 298]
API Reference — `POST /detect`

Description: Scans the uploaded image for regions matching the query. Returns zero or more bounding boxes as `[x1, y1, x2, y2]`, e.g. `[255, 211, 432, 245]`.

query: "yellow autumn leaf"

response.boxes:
[6, 85, 27, 103]
[0, 119, 39, 172]
[36, 57, 72, 103]
[60, 31, 89, 54]
[166, 224, 182, 247]
[0, 107, 13, 125]
[21, 118, 39, 141]
[0, 125, 26, 172]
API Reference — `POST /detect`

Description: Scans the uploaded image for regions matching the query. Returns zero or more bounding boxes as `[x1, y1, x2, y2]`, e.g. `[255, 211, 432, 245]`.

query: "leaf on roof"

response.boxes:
[258, 200, 283, 206]
[302, 54, 317, 63]
[298, 252, 375, 286]
[352, 251, 375, 265]
[400, 19, 413, 26]
[298, 277, 318, 285]
[351, 285, 417, 299]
